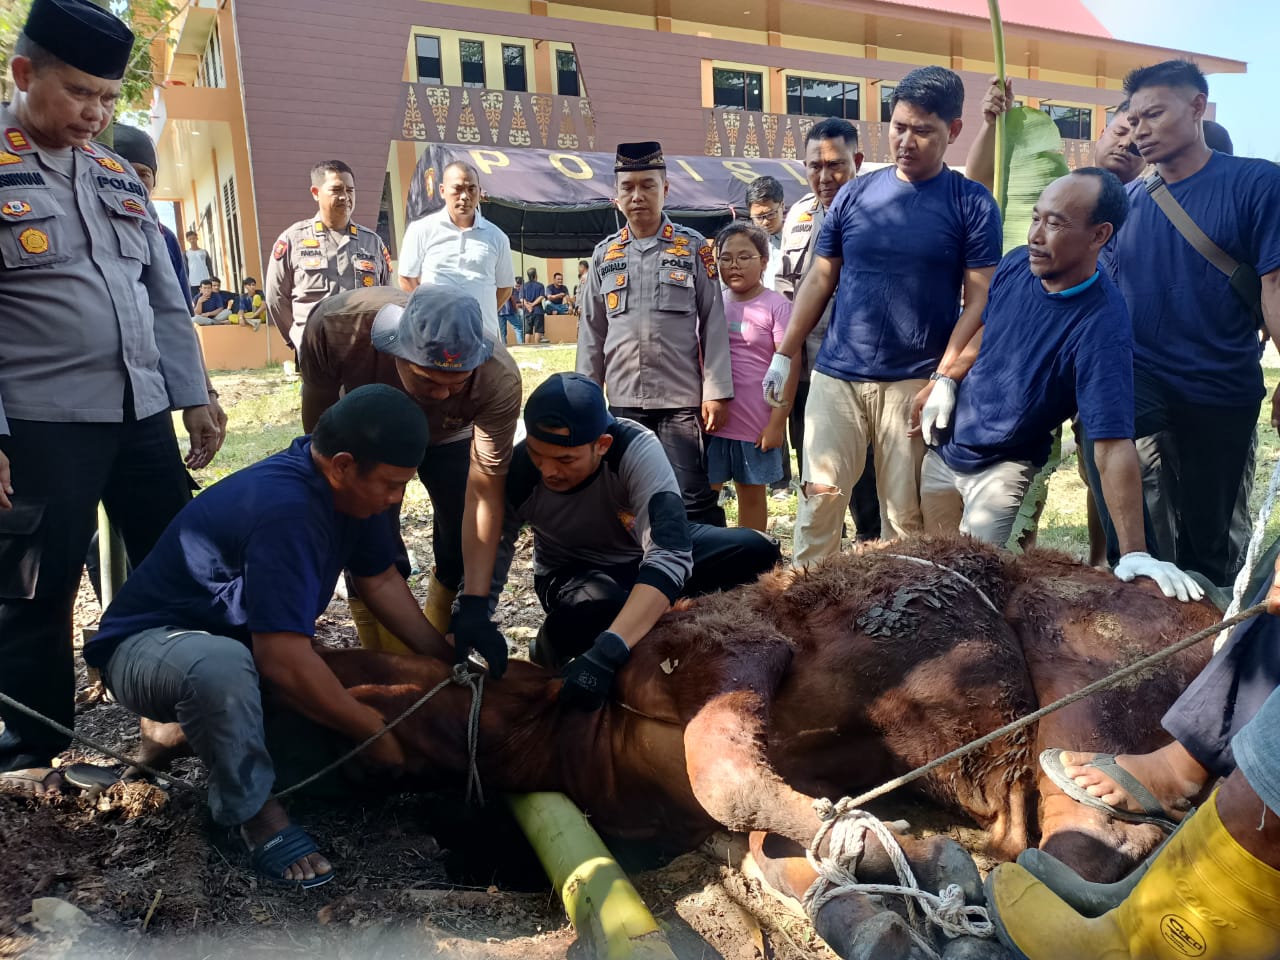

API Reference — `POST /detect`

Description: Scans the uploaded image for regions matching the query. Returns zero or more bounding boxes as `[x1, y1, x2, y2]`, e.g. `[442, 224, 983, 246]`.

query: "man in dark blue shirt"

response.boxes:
[765, 66, 1003, 568]
[521, 267, 546, 344]
[83, 385, 449, 888]
[914, 169, 1201, 602]
[1095, 60, 1280, 586]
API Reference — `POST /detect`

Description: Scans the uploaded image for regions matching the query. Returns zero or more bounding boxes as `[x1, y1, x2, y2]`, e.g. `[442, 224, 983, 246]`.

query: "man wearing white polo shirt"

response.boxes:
[398, 161, 514, 338]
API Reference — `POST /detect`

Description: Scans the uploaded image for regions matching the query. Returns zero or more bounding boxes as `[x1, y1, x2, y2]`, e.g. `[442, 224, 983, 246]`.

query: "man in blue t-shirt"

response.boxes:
[915, 169, 1201, 601]
[764, 66, 1003, 568]
[1088, 60, 1280, 587]
[82, 386, 450, 889]
[521, 267, 546, 344]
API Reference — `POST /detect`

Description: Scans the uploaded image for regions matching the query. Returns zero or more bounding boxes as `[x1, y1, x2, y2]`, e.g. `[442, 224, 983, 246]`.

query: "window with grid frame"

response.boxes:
[786, 75, 861, 120]
[221, 177, 242, 292]
[712, 67, 764, 111]
[415, 36, 442, 85]
[460, 39, 486, 88]
[556, 48, 580, 97]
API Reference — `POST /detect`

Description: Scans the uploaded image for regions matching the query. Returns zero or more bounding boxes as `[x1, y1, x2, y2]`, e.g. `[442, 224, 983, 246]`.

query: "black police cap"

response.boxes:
[22, 0, 135, 81]
[615, 141, 666, 173]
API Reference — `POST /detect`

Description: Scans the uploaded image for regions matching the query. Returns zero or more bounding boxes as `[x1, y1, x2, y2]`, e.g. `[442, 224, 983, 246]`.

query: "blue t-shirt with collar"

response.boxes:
[1104, 152, 1280, 407]
[936, 248, 1135, 473]
[84, 437, 398, 669]
[813, 165, 1003, 382]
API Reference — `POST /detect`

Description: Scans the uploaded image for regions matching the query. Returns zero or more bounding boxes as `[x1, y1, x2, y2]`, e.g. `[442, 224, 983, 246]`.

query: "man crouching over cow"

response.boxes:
[912, 167, 1201, 602]
[492, 373, 782, 708]
[82, 386, 450, 888]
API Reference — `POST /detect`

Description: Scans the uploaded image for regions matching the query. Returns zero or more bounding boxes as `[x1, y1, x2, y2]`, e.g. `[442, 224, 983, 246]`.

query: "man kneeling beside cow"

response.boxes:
[68, 314, 1277, 954]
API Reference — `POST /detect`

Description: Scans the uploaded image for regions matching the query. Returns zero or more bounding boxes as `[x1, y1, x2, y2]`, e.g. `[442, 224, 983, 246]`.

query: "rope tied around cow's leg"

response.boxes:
[274, 661, 485, 803]
[803, 798, 993, 960]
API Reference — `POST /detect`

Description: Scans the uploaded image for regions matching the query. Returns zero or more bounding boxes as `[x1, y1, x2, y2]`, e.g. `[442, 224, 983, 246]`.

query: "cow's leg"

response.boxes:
[685, 690, 983, 900]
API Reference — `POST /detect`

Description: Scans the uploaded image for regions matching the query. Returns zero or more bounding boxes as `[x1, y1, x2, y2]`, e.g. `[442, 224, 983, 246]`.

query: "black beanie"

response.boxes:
[112, 124, 158, 173]
[311, 384, 429, 468]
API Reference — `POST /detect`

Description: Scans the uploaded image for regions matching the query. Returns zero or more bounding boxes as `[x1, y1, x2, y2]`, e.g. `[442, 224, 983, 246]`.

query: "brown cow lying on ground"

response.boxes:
[140, 536, 1217, 958]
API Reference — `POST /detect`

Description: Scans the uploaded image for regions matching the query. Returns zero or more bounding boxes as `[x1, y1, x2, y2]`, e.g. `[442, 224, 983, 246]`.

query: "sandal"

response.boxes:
[245, 823, 334, 889]
[1039, 749, 1179, 831]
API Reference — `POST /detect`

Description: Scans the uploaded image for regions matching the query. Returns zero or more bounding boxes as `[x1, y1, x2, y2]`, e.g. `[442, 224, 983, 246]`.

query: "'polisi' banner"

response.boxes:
[404, 143, 816, 257]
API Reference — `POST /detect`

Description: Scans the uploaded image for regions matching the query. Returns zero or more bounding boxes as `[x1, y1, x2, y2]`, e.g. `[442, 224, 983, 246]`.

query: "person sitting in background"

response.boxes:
[708, 223, 792, 533]
[544, 272, 572, 314]
[231, 277, 265, 331]
[192, 278, 229, 324]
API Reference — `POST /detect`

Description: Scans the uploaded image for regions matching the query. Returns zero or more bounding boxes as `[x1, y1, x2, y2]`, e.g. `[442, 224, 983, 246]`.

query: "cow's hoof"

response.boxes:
[941, 934, 1011, 960]
[846, 910, 916, 960]
[923, 836, 984, 905]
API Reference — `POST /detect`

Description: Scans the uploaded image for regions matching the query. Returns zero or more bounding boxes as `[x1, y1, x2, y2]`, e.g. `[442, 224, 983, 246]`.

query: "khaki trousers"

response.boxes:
[792, 372, 926, 568]
[919, 450, 1038, 548]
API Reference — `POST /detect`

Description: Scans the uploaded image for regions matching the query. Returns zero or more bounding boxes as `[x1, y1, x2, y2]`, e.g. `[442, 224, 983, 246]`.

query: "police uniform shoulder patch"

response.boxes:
[95, 155, 126, 174]
[19, 227, 48, 255]
[4, 128, 32, 153]
[0, 152, 21, 166]
[698, 244, 717, 279]
[1, 199, 31, 219]
[619, 226, 630, 243]
[273, 238, 288, 260]
[660, 223, 674, 241]
[348, 224, 358, 237]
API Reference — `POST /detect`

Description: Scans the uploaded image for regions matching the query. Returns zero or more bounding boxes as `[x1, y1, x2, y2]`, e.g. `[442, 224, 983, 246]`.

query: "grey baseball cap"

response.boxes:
[370, 283, 494, 371]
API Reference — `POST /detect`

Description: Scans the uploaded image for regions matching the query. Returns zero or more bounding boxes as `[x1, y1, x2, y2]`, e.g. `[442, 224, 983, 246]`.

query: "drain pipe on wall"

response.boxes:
[506, 792, 678, 960]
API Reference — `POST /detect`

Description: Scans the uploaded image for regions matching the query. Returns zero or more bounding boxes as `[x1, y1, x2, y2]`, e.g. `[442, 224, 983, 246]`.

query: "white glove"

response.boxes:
[1114, 552, 1205, 603]
[920, 375, 958, 445]
[762, 353, 791, 408]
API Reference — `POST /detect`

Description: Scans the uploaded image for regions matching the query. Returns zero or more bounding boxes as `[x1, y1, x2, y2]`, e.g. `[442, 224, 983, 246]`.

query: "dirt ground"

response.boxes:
[0, 373, 994, 960]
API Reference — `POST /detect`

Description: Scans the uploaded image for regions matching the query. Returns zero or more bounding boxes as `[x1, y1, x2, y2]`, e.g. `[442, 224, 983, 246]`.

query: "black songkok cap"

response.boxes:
[614, 141, 666, 173]
[111, 124, 158, 173]
[311, 384, 430, 469]
[523, 373, 615, 447]
[21, 0, 135, 81]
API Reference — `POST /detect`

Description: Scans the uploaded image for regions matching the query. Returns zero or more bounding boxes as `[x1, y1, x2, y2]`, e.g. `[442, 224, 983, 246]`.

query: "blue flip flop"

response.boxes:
[1039, 749, 1179, 831]
[247, 824, 334, 889]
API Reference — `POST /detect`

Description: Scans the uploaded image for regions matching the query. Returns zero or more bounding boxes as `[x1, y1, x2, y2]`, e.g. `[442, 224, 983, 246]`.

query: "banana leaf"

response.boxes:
[997, 107, 1072, 254]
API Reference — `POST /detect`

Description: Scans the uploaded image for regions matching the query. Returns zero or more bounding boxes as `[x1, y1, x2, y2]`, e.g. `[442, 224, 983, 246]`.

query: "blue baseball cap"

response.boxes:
[523, 373, 614, 447]
[371, 283, 494, 372]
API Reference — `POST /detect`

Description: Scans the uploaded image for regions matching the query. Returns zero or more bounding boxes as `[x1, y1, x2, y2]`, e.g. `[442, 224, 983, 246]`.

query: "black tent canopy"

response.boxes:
[404, 142, 814, 257]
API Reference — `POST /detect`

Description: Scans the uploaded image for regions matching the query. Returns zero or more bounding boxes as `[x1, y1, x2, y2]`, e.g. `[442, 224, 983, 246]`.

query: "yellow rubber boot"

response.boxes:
[987, 791, 1280, 959]
[423, 571, 457, 636]
[347, 598, 411, 655]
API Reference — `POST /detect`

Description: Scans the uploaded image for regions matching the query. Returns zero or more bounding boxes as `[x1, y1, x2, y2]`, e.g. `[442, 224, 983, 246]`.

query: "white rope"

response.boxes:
[885, 554, 1003, 618]
[802, 797, 993, 960]
[1221, 452, 1280, 649]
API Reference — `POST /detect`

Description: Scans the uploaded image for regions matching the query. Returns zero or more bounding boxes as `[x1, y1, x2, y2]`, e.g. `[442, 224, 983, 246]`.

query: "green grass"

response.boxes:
[185, 361, 1280, 563]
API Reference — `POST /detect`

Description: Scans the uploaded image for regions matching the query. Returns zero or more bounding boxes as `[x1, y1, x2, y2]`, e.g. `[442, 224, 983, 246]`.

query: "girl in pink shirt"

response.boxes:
[708, 222, 791, 531]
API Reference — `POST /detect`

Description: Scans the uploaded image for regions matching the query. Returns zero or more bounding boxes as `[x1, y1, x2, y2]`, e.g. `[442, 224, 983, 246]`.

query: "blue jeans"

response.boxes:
[1234, 682, 1280, 813]
[500, 311, 523, 344]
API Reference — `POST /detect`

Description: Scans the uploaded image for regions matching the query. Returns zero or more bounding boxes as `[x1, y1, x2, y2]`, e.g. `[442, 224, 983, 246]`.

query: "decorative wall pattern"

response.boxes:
[396, 84, 596, 150]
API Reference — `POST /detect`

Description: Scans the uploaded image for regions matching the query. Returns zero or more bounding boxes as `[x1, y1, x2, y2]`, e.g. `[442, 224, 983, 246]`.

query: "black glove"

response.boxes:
[560, 631, 631, 711]
[449, 595, 508, 680]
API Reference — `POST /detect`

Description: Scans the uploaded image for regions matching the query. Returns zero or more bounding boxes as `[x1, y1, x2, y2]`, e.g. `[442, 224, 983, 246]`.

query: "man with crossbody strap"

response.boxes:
[1094, 59, 1280, 587]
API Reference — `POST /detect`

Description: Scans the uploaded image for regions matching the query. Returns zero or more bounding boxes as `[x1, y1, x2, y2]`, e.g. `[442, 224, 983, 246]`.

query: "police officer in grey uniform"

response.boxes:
[773, 117, 880, 541]
[0, 0, 218, 794]
[265, 159, 391, 353]
[577, 141, 733, 527]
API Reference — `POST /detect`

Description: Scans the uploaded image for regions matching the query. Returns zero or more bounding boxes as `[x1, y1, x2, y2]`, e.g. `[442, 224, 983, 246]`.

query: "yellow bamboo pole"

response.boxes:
[506, 792, 678, 960]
